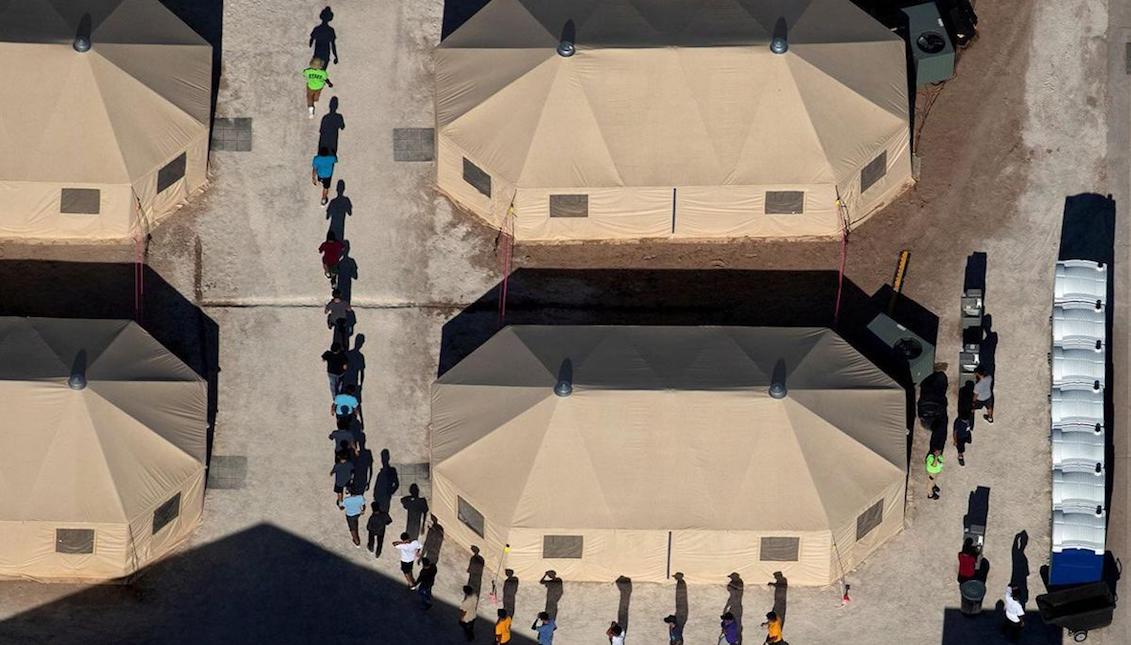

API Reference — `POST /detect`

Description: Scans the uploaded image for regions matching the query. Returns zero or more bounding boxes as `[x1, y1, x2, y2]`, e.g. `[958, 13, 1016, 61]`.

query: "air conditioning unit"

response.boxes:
[903, 3, 955, 86]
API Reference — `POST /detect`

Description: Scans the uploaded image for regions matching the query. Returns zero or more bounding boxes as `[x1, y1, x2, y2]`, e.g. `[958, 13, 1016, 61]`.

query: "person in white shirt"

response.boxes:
[392, 532, 422, 586]
[1001, 584, 1024, 640]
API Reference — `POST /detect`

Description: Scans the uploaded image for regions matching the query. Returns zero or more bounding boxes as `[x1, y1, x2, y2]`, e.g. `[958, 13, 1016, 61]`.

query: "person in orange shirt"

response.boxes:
[762, 611, 784, 644]
[495, 608, 513, 644]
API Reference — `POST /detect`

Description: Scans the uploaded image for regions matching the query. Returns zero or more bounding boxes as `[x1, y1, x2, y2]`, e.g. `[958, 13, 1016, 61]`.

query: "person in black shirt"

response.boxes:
[367, 505, 393, 557]
[321, 342, 348, 399]
[416, 557, 438, 610]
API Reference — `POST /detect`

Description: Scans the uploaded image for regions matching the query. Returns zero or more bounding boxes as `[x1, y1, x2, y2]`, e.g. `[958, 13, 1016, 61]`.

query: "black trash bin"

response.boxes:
[960, 580, 987, 615]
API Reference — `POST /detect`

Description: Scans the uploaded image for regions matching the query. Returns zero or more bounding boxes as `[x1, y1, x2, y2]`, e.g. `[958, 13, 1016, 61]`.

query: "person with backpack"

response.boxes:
[954, 415, 973, 466]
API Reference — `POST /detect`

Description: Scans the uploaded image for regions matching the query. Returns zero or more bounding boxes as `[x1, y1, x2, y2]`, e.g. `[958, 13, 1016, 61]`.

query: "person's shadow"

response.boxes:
[1010, 530, 1030, 606]
[540, 570, 563, 620]
[615, 576, 632, 632]
[466, 545, 485, 595]
[503, 569, 519, 619]
[400, 483, 429, 539]
[325, 180, 353, 240]
[980, 314, 998, 377]
[309, 5, 338, 66]
[372, 449, 399, 513]
[345, 334, 366, 391]
[673, 571, 689, 631]
[318, 96, 345, 154]
[336, 243, 358, 304]
[768, 571, 788, 627]
[423, 515, 444, 563]
[724, 572, 744, 640]
[352, 447, 373, 492]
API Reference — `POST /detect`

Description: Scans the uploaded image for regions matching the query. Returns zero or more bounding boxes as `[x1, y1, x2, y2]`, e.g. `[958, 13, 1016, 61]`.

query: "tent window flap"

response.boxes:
[55, 528, 95, 554]
[542, 535, 584, 558]
[549, 194, 589, 218]
[152, 492, 181, 534]
[760, 536, 800, 561]
[861, 151, 887, 193]
[462, 158, 492, 198]
[856, 499, 884, 540]
[764, 191, 805, 215]
[157, 153, 187, 194]
[60, 188, 101, 214]
[458, 496, 485, 537]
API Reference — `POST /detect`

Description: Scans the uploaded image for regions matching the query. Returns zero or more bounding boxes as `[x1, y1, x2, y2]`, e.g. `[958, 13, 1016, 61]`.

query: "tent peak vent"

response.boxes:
[769, 358, 787, 398]
[770, 17, 788, 54]
[557, 19, 576, 57]
[555, 358, 573, 397]
[68, 349, 88, 390]
[73, 14, 93, 53]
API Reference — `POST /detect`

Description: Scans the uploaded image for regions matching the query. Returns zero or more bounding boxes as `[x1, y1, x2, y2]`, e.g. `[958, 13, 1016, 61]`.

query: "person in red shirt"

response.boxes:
[957, 538, 978, 583]
[318, 231, 345, 285]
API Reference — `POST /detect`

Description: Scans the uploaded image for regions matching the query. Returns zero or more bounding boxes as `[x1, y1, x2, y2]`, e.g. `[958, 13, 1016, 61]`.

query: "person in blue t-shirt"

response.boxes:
[341, 487, 366, 547]
[333, 383, 360, 422]
[311, 146, 338, 205]
[531, 612, 556, 644]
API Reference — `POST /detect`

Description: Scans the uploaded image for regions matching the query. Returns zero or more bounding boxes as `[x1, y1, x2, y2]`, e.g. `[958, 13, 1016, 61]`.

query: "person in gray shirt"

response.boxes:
[972, 366, 994, 423]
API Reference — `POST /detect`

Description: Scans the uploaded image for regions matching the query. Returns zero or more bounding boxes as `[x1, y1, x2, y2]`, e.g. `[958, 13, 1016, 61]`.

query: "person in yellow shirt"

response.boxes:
[762, 611, 784, 644]
[495, 608, 512, 644]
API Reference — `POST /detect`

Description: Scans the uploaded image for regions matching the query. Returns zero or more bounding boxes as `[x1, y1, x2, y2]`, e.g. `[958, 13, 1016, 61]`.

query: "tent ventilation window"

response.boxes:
[462, 158, 492, 198]
[549, 194, 589, 218]
[764, 191, 804, 215]
[542, 535, 584, 558]
[60, 188, 101, 214]
[856, 499, 884, 540]
[861, 151, 887, 193]
[157, 153, 187, 194]
[759, 536, 800, 561]
[152, 492, 181, 535]
[55, 528, 95, 554]
[457, 496, 486, 537]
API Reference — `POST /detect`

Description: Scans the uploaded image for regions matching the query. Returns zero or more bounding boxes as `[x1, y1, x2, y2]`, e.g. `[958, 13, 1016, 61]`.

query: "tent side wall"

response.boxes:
[0, 468, 204, 582]
[436, 136, 513, 231]
[834, 128, 914, 231]
[124, 466, 206, 575]
[0, 130, 207, 241]
[0, 182, 134, 240]
[436, 134, 912, 241]
[0, 522, 131, 582]
[827, 479, 907, 584]
[130, 129, 210, 236]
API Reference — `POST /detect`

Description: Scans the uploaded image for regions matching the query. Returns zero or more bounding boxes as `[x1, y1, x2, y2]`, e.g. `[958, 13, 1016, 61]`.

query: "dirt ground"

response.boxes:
[0, 0, 1126, 643]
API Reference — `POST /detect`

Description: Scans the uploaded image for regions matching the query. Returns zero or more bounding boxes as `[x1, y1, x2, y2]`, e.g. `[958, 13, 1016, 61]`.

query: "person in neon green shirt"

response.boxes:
[925, 449, 944, 500]
[303, 57, 334, 118]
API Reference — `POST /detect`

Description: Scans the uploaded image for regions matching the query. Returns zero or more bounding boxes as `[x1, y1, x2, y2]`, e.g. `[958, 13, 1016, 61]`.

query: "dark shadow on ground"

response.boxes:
[0, 523, 537, 645]
[0, 260, 220, 465]
[441, 0, 491, 40]
[540, 570, 563, 621]
[724, 572, 744, 639]
[615, 576, 632, 631]
[940, 607, 1061, 644]
[769, 571, 788, 627]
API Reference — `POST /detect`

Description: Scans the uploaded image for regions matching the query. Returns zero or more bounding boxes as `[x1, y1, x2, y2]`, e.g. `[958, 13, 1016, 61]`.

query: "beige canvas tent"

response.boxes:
[432, 326, 908, 585]
[0, 317, 208, 582]
[436, 0, 913, 241]
[0, 0, 212, 241]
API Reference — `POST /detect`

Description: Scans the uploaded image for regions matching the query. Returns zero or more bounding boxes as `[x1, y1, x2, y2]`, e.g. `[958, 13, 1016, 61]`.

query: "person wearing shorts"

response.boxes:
[330, 452, 353, 507]
[312, 147, 338, 205]
[318, 231, 344, 284]
[342, 489, 365, 547]
[303, 58, 333, 118]
[393, 533, 422, 586]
